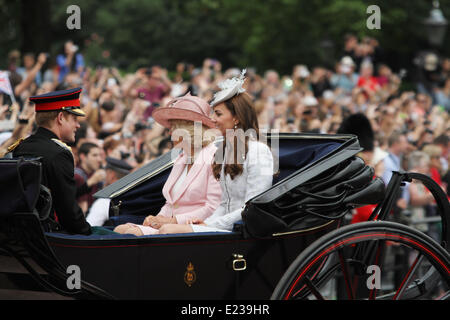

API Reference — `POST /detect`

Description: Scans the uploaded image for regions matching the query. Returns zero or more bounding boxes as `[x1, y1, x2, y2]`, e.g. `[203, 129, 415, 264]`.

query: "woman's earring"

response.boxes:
[234, 123, 238, 129]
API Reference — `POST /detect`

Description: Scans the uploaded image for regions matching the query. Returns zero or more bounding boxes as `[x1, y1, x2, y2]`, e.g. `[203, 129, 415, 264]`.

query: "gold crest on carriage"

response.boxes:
[184, 262, 196, 287]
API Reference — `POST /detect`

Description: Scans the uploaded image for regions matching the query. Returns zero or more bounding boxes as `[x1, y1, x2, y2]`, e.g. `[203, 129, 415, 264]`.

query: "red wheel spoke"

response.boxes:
[393, 253, 423, 300]
[292, 255, 328, 298]
[274, 221, 450, 301]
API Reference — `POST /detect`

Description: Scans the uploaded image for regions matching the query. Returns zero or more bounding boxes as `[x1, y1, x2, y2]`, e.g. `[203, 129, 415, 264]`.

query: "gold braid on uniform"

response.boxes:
[7, 138, 24, 153]
[51, 138, 73, 153]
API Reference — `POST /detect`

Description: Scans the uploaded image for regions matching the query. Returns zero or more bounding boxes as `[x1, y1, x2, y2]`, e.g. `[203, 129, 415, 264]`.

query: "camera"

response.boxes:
[134, 122, 152, 132]
[120, 151, 131, 160]
[138, 92, 146, 99]
[100, 101, 115, 112]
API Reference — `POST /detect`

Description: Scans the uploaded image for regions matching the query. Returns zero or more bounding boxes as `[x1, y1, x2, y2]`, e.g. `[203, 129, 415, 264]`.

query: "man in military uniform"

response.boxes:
[10, 87, 92, 235]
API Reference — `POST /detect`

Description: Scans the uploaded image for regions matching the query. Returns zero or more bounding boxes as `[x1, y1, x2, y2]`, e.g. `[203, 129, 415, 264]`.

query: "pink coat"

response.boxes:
[156, 142, 221, 224]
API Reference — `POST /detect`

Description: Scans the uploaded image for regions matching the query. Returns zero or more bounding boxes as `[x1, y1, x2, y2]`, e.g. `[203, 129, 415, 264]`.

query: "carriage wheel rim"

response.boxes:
[284, 231, 450, 300]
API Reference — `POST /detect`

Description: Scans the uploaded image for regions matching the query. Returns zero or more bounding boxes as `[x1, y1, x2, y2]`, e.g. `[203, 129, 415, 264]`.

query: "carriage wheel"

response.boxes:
[271, 221, 450, 300]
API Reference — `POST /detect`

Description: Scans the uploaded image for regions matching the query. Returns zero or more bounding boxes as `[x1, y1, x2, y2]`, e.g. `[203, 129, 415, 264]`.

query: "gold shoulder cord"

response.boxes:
[51, 138, 73, 153]
[7, 138, 24, 153]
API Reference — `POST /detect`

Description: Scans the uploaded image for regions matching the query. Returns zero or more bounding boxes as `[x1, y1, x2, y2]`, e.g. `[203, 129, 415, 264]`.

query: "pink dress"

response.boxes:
[128, 143, 222, 235]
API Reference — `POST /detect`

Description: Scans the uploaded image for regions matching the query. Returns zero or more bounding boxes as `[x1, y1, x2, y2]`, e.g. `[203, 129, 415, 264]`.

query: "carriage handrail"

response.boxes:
[349, 170, 450, 298]
[368, 170, 449, 251]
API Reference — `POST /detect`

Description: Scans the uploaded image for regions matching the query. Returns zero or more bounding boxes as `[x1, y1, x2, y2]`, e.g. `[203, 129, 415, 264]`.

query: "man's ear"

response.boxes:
[56, 111, 65, 125]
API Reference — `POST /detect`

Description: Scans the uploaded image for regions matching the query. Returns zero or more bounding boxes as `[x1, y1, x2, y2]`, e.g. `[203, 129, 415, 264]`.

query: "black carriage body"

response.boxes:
[45, 133, 362, 299]
[48, 221, 338, 299]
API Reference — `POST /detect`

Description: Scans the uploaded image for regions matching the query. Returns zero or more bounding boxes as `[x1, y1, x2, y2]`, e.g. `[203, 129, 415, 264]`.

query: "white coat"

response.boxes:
[192, 140, 274, 232]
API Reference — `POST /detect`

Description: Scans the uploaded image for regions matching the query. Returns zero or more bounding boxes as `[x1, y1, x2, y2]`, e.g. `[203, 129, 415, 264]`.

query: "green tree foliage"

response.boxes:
[2, 0, 450, 75]
[49, 0, 239, 71]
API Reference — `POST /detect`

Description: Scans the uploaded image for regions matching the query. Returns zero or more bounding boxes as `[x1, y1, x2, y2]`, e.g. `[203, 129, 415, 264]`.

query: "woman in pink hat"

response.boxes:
[114, 93, 222, 235]
[158, 70, 274, 234]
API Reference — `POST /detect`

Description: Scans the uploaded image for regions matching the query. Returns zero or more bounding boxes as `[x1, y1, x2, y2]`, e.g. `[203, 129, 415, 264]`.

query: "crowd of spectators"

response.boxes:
[0, 36, 448, 230]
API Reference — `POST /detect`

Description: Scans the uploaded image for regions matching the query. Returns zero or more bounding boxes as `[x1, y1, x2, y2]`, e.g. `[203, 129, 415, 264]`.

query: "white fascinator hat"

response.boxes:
[210, 69, 247, 107]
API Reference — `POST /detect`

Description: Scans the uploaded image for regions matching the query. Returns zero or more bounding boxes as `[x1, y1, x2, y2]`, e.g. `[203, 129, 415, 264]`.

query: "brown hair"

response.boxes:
[35, 111, 70, 127]
[212, 92, 260, 180]
[387, 130, 405, 148]
[103, 135, 121, 155]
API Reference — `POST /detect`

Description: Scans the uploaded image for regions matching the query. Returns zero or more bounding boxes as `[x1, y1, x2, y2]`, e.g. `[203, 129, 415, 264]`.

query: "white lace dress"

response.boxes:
[191, 140, 274, 232]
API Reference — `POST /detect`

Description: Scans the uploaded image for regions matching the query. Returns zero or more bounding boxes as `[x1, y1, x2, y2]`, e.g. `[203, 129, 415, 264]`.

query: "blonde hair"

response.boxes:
[408, 151, 430, 171]
[169, 119, 214, 148]
[422, 144, 441, 159]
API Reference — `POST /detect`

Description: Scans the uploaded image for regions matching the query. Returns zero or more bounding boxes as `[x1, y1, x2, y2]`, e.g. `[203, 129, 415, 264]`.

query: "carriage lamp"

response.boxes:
[424, 0, 448, 47]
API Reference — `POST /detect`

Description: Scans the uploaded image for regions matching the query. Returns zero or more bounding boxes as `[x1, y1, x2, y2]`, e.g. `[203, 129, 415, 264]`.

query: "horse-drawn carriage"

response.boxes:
[0, 132, 449, 300]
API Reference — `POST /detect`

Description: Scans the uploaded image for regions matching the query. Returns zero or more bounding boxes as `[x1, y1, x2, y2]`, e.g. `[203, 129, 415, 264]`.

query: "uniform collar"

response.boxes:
[37, 126, 60, 140]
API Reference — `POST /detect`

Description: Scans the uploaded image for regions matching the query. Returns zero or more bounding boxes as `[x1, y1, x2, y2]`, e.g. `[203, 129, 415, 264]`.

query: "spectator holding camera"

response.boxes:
[129, 67, 171, 119]
[10, 52, 48, 104]
[57, 40, 85, 83]
[330, 56, 358, 95]
[357, 61, 380, 94]
[97, 95, 123, 139]
[17, 53, 42, 87]
[310, 67, 332, 98]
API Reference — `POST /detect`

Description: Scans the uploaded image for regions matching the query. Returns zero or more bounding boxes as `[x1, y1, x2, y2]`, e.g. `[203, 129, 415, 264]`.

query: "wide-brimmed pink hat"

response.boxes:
[152, 92, 215, 129]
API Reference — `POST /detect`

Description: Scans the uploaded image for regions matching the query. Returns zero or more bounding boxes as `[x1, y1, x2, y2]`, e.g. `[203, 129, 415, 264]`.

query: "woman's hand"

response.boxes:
[186, 219, 206, 226]
[142, 215, 157, 226]
[143, 215, 176, 228]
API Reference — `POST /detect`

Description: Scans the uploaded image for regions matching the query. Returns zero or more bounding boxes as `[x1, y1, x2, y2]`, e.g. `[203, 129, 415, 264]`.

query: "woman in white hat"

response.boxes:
[158, 70, 274, 234]
[114, 93, 222, 235]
